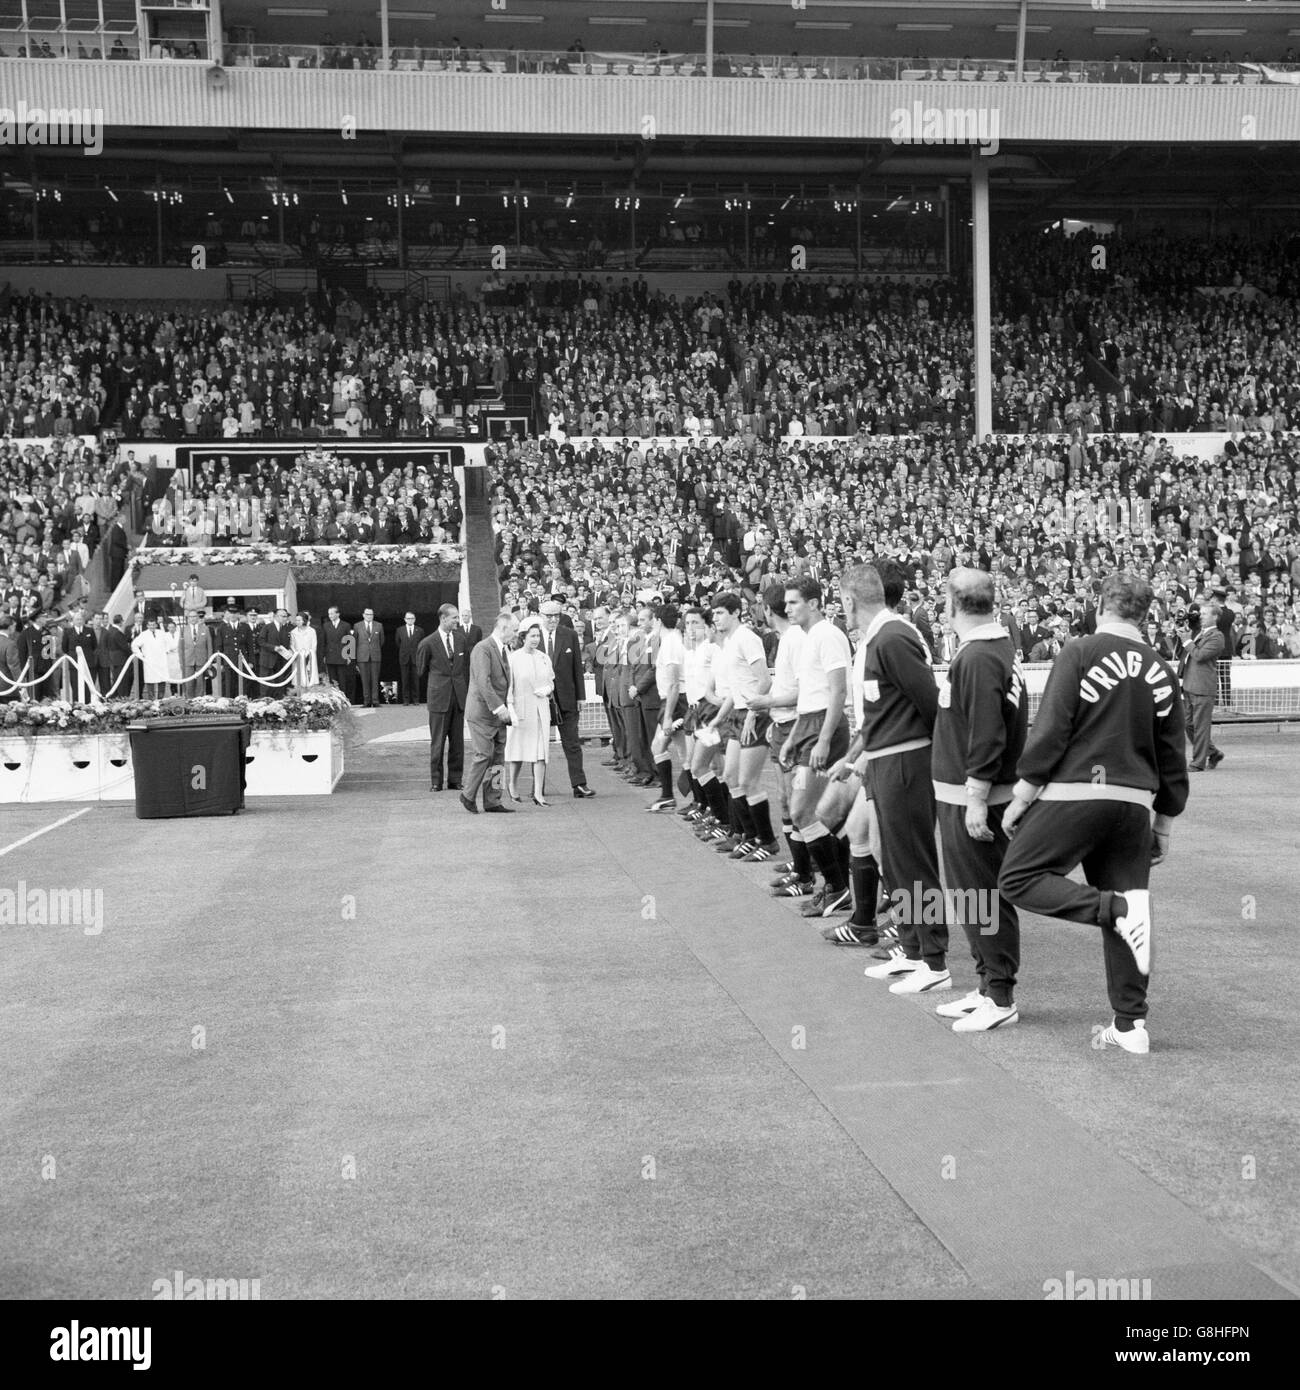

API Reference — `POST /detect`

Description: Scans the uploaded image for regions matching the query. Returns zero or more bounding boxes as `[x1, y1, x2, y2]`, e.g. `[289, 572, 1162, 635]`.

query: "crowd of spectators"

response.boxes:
[486, 429, 1300, 667]
[140, 449, 462, 547]
[0, 437, 138, 626]
[5, 229, 1298, 453]
[4, 227, 1300, 683]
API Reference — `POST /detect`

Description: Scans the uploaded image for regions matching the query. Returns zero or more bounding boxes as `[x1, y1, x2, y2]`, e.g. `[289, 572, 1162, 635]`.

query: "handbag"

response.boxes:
[548, 694, 563, 726]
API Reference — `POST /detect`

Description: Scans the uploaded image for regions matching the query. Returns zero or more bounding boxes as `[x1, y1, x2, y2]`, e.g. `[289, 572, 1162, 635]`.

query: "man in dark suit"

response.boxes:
[395, 609, 425, 704]
[102, 615, 132, 695]
[259, 609, 293, 697]
[61, 614, 97, 699]
[458, 607, 483, 648]
[461, 608, 519, 813]
[17, 612, 53, 699]
[354, 607, 384, 707]
[322, 606, 354, 701]
[627, 604, 661, 786]
[417, 603, 468, 791]
[539, 598, 596, 798]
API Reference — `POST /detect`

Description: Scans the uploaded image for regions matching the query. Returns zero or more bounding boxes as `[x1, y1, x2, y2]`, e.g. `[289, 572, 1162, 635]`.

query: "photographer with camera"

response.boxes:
[1179, 604, 1225, 771]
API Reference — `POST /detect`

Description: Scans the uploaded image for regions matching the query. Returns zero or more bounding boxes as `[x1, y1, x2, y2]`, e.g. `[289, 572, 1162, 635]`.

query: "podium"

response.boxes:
[126, 717, 250, 819]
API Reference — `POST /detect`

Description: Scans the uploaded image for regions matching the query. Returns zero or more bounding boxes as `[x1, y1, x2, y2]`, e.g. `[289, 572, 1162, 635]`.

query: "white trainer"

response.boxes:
[1099, 1019, 1150, 1054]
[935, 989, 985, 1019]
[1112, 889, 1152, 976]
[952, 998, 1020, 1032]
[863, 949, 922, 981]
[888, 966, 952, 995]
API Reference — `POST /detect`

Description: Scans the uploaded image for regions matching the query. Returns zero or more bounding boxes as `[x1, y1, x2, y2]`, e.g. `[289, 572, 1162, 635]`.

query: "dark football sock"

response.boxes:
[808, 833, 847, 892]
[747, 796, 775, 844]
[658, 761, 674, 799]
[789, 831, 813, 881]
[733, 797, 755, 842]
[850, 854, 880, 929]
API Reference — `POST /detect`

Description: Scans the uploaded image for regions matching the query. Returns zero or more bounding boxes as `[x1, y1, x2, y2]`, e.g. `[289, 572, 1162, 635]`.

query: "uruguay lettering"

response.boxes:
[1078, 648, 1174, 714]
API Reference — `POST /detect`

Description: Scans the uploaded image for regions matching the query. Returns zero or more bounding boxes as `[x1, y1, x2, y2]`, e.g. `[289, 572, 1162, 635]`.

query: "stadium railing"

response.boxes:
[575, 660, 1300, 741]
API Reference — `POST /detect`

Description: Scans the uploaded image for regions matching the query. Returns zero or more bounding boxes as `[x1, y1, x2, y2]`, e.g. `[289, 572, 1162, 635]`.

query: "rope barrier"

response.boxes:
[1, 649, 305, 701]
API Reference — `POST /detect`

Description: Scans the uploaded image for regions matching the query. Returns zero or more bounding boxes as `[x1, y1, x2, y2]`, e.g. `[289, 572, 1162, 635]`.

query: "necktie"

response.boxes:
[445, 633, 453, 660]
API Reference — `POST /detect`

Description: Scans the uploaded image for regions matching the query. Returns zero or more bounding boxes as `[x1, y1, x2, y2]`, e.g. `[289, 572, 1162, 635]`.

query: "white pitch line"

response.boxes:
[0, 807, 92, 860]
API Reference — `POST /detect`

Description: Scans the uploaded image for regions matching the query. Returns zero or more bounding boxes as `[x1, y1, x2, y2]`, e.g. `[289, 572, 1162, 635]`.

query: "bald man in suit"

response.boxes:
[461, 609, 520, 813]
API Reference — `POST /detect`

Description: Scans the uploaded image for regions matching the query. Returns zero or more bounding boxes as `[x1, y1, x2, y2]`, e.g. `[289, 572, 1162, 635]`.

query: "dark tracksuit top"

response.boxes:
[1015, 622, 1190, 818]
[931, 625, 1028, 805]
[859, 613, 936, 756]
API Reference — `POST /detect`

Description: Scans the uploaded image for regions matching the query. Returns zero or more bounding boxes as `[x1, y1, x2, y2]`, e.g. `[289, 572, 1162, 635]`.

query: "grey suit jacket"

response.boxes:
[465, 636, 512, 726]
[1180, 628, 1224, 697]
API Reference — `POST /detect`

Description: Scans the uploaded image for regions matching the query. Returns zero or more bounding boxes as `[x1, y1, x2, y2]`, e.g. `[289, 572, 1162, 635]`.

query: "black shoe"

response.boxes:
[447, 782, 462, 790]
[430, 785, 442, 793]
[484, 803, 515, 814]
[573, 785, 596, 799]
[1208, 750, 1224, 769]
[459, 794, 478, 814]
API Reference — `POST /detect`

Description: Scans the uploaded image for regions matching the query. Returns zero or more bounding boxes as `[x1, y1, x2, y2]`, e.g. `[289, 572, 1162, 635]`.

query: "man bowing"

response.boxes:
[461, 609, 519, 814]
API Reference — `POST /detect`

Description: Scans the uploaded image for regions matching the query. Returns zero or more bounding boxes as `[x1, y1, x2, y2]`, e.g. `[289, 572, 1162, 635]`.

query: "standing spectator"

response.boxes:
[395, 610, 424, 704]
[322, 606, 354, 700]
[354, 606, 384, 708]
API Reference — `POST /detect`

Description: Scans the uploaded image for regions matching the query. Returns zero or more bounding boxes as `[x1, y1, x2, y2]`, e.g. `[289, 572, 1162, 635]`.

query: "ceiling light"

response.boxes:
[1191, 29, 1246, 37]
[995, 24, 1050, 34]
[897, 24, 952, 33]
[266, 7, 328, 15]
[796, 22, 852, 31]
[1094, 28, 1150, 37]
[484, 13, 543, 23]
[589, 16, 646, 25]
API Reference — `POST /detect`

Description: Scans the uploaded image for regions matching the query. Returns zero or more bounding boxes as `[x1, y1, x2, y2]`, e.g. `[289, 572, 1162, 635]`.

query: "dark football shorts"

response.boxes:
[738, 709, 773, 750]
[785, 710, 851, 767]
[682, 698, 719, 735]
[769, 717, 797, 766]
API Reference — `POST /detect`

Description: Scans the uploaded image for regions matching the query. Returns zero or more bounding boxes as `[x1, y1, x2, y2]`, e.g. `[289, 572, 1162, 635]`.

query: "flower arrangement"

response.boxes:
[1, 687, 357, 738]
[132, 543, 463, 584]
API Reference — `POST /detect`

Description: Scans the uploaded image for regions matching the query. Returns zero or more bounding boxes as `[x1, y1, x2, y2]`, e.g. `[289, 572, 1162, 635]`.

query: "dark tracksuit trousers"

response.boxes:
[998, 800, 1151, 1023]
[937, 801, 1019, 1006]
[870, 745, 947, 969]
